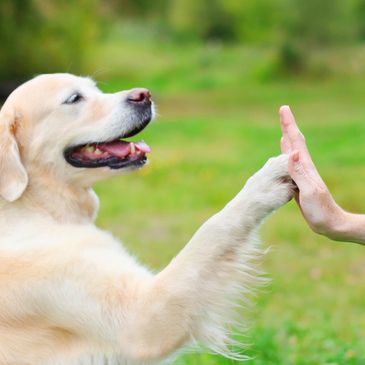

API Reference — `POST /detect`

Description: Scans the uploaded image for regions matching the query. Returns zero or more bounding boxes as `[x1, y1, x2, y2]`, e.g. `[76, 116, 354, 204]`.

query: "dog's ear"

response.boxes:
[0, 109, 28, 202]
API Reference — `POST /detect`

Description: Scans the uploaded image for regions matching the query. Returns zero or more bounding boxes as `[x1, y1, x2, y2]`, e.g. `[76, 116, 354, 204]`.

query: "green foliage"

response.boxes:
[356, 0, 365, 39]
[0, 0, 100, 79]
[277, 41, 305, 75]
[276, 0, 347, 75]
[0, 0, 42, 78]
[287, 0, 342, 45]
[167, 0, 236, 41]
[2, 0, 365, 80]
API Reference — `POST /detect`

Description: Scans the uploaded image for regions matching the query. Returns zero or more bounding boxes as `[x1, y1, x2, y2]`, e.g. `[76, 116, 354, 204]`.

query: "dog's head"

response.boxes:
[0, 73, 155, 202]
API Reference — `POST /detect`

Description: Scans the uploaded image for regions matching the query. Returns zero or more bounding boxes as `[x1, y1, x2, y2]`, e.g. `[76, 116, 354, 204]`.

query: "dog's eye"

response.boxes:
[64, 93, 83, 105]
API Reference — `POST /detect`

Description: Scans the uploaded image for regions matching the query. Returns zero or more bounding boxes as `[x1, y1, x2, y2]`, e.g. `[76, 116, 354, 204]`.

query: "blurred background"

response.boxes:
[1, 1, 365, 364]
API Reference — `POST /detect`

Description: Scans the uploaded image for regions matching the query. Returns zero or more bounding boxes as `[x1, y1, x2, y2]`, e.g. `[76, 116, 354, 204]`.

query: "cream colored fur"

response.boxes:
[0, 74, 293, 365]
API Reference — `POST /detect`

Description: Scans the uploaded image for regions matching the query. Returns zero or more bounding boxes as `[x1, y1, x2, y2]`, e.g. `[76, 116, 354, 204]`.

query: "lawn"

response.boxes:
[92, 44, 365, 365]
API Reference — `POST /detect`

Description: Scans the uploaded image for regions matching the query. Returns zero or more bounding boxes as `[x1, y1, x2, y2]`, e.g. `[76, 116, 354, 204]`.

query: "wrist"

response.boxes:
[321, 205, 348, 241]
[323, 208, 365, 244]
[305, 192, 345, 239]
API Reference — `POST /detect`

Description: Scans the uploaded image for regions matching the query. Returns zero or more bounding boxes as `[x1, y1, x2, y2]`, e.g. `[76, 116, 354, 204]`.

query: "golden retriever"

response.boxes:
[0, 74, 293, 365]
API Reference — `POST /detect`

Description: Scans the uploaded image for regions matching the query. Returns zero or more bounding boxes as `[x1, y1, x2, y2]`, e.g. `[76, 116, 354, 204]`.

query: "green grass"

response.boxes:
[93, 44, 365, 364]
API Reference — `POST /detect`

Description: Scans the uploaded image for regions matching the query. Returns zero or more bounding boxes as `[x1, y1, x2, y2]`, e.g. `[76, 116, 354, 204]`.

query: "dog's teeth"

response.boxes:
[94, 148, 102, 155]
[130, 142, 135, 154]
[84, 145, 95, 153]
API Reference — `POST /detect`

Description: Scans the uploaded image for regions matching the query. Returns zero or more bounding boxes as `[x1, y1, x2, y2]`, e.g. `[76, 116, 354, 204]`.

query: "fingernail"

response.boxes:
[279, 105, 289, 114]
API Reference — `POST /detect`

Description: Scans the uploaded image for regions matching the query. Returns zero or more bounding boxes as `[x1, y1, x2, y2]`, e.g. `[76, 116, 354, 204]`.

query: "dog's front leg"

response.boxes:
[122, 155, 294, 361]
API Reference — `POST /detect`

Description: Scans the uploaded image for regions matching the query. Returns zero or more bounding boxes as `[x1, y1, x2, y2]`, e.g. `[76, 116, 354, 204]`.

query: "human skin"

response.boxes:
[279, 105, 365, 245]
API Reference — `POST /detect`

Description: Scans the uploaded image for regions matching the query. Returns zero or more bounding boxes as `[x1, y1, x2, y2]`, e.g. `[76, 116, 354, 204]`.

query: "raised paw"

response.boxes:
[244, 154, 296, 212]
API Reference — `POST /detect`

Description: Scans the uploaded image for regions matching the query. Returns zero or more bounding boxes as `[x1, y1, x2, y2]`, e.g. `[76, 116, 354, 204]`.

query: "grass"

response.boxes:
[91, 42, 365, 364]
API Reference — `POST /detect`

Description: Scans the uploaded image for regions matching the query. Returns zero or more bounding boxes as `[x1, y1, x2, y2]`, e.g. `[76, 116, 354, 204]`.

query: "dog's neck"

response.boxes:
[3, 169, 100, 225]
[25, 184, 99, 224]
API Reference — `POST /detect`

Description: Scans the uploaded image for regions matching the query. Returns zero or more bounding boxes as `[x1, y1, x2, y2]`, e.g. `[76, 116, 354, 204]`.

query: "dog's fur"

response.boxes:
[0, 74, 293, 365]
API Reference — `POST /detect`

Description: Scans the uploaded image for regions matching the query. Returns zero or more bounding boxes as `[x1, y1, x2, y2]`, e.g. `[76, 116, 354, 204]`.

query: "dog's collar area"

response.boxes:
[64, 139, 151, 169]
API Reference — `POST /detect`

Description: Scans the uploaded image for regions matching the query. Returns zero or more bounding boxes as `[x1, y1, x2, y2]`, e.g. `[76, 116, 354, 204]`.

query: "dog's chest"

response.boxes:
[45, 354, 126, 365]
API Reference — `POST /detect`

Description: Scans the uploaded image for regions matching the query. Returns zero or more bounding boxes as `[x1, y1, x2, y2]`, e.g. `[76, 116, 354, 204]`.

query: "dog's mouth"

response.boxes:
[64, 122, 152, 170]
[64, 139, 151, 169]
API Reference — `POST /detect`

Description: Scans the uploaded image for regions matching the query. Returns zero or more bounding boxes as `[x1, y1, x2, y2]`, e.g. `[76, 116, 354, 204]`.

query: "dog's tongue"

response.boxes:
[98, 140, 151, 158]
[98, 141, 130, 158]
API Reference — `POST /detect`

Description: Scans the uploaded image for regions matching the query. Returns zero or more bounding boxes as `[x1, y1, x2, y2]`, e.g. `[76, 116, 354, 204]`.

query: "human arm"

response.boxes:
[279, 105, 365, 244]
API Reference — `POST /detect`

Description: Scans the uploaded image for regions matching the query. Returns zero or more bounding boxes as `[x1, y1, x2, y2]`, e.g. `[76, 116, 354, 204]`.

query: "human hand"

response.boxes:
[279, 105, 346, 239]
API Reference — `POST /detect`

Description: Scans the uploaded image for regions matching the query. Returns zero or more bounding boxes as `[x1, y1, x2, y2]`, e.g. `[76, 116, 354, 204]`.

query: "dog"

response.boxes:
[0, 73, 293, 365]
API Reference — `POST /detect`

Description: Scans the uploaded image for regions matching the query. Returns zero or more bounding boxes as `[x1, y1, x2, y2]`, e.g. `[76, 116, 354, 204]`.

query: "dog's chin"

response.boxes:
[64, 115, 152, 171]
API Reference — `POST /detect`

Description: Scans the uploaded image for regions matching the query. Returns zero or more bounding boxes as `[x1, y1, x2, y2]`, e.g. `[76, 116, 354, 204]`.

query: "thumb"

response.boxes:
[288, 150, 312, 194]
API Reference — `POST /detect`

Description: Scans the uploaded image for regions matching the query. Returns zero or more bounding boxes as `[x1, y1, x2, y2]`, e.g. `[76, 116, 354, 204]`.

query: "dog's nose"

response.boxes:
[127, 88, 151, 105]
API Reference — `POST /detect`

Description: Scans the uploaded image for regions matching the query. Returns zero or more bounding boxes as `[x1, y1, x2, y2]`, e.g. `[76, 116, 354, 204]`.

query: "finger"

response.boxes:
[288, 151, 304, 184]
[289, 150, 326, 191]
[279, 105, 293, 152]
[280, 106, 324, 184]
[280, 136, 290, 154]
[294, 192, 308, 222]
[280, 105, 310, 153]
[280, 106, 319, 174]
[288, 151, 314, 194]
